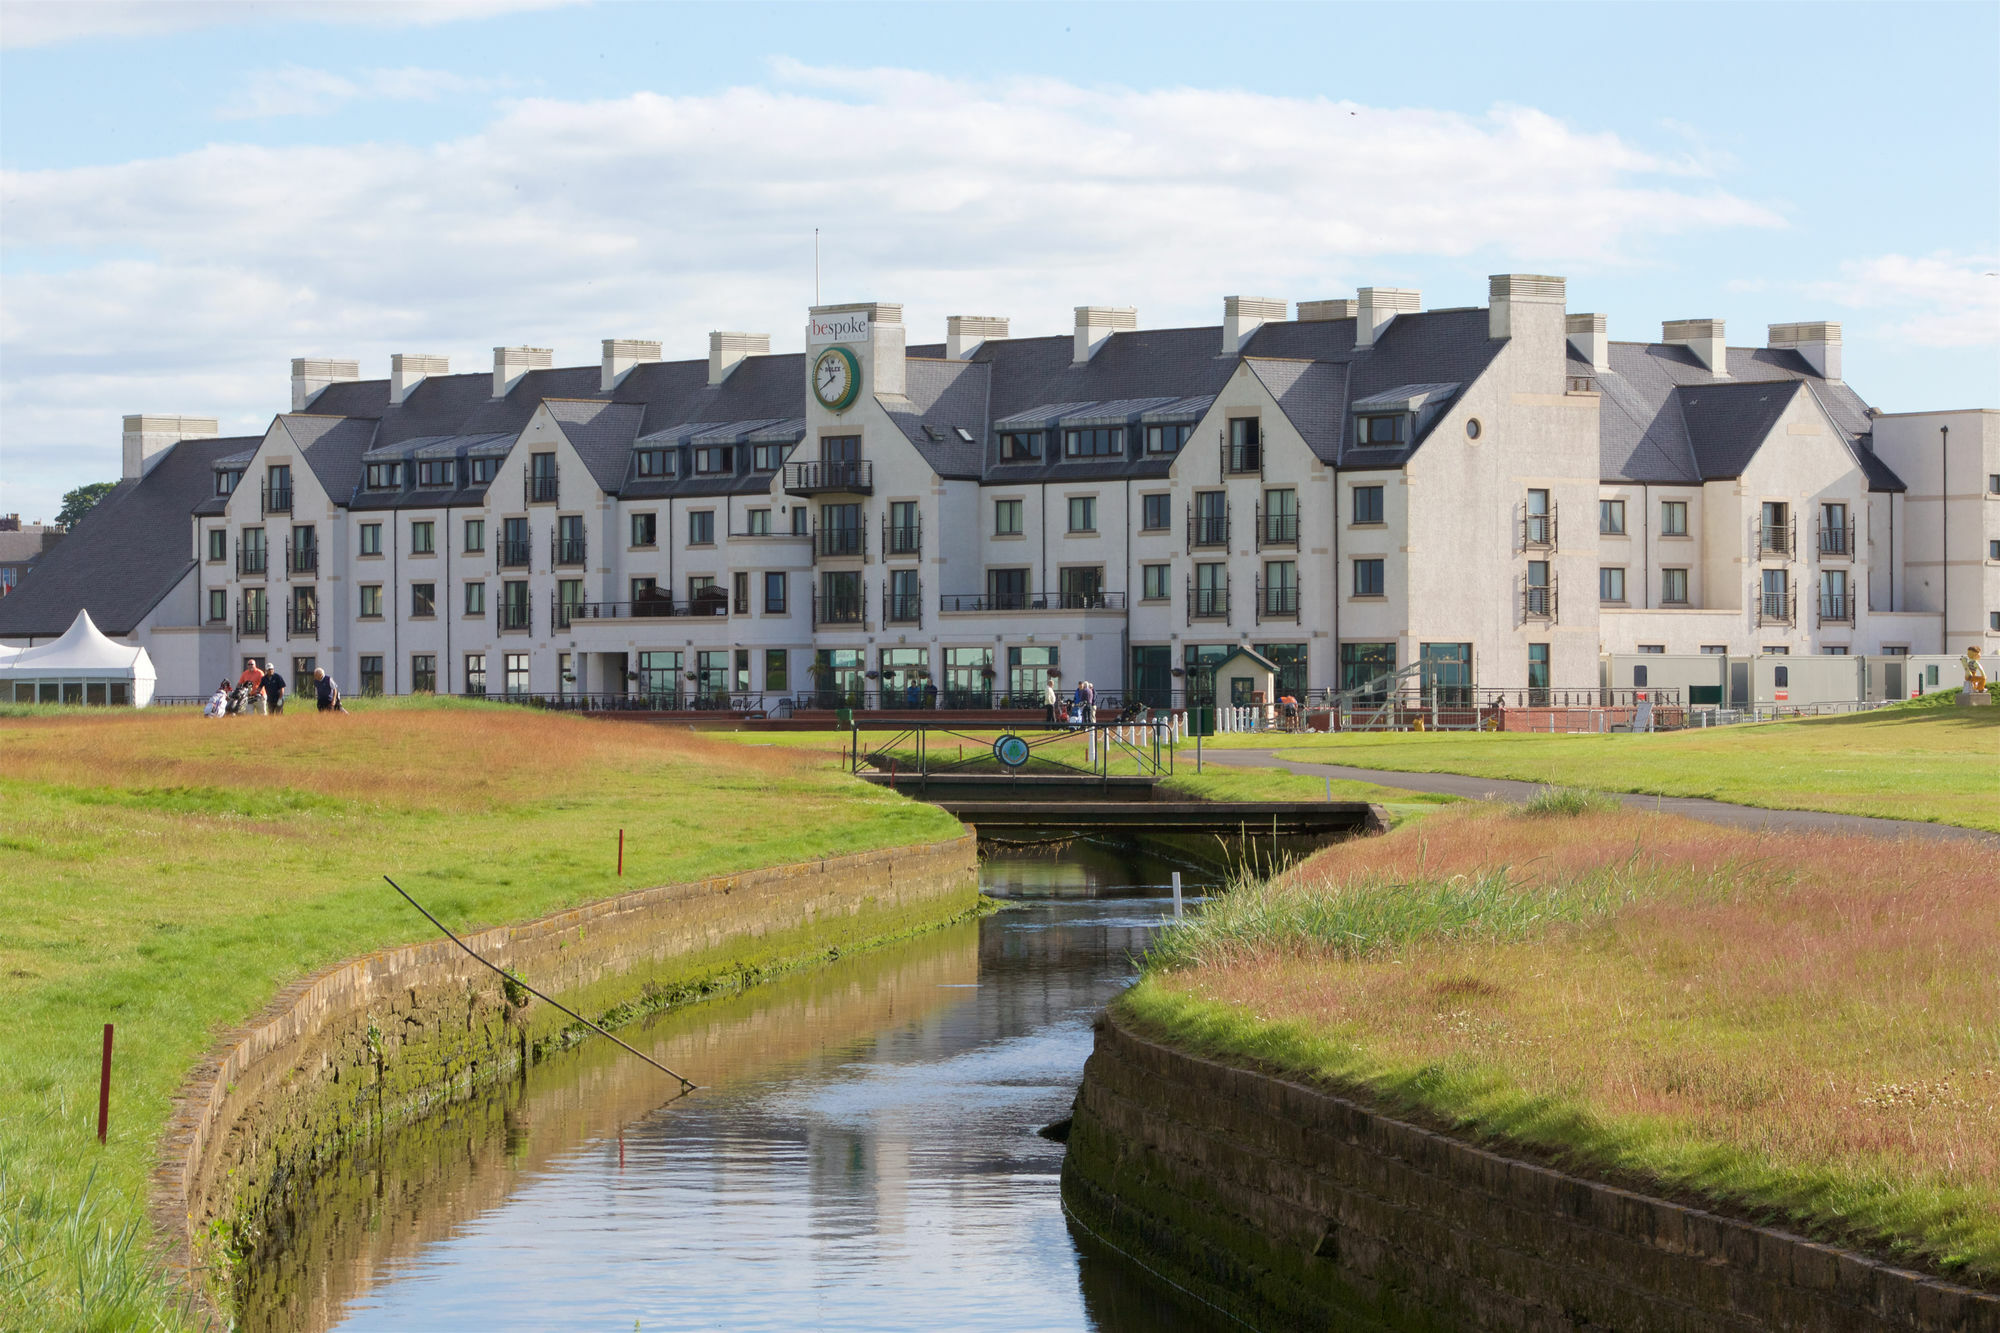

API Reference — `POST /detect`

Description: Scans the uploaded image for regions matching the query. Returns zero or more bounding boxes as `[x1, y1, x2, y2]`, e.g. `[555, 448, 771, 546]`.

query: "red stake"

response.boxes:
[97, 1024, 113, 1144]
[617, 828, 625, 877]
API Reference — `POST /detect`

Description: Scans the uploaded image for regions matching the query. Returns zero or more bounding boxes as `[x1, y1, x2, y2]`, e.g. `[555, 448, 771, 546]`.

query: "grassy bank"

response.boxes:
[1208, 695, 1999, 831]
[1128, 801, 2000, 1281]
[0, 699, 964, 1331]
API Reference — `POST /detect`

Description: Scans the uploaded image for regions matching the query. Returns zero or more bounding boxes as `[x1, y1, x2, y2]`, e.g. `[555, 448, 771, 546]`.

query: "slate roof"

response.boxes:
[0, 435, 252, 637]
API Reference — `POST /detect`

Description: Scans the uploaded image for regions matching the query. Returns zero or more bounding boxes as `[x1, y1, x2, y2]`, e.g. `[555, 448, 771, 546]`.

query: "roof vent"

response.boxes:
[708, 332, 771, 386]
[290, 358, 360, 412]
[493, 346, 553, 398]
[1662, 319, 1728, 376]
[1074, 306, 1137, 364]
[1222, 296, 1287, 354]
[390, 353, 449, 405]
[1297, 299, 1358, 322]
[602, 339, 662, 391]
[1768, 321, 1842, 382]
[946, 315, 1008, 360]
[121, 414, 219, 481]
[1566, 314, 1609, 372]
[1355, 288, 1420, 348]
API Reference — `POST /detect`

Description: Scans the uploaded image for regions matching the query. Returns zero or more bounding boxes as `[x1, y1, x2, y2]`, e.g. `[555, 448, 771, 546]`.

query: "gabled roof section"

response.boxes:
[1246, 359, 1348, 462]
[876, 357, 990, 478]
[1678, 380, 1802, 479]
[1332, 308, 1501, 463]
[542, 399, 646, 493]
[0, 435, 247, 637]
[279, 413, 379, 502]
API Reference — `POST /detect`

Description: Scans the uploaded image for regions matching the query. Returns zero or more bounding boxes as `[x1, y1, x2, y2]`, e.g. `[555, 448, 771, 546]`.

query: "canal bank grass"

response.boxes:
[1213, 694, 2000, 832]
[1129, 802, 2000, 1282]
[0, 699, 964, 1333]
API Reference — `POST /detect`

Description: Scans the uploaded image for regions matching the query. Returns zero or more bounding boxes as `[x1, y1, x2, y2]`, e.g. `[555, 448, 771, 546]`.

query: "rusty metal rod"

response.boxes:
[384, 876, 696, 1092]
[97, 1024, 113, 1144]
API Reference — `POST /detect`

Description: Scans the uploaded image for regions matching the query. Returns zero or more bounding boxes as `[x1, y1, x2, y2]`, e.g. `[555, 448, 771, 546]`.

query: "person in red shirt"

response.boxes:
[236, 660, 266, 715]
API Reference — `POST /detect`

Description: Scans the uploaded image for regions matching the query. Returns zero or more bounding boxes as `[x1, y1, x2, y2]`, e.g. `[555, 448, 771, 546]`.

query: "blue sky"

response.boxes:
[2, 0, 1995, 523]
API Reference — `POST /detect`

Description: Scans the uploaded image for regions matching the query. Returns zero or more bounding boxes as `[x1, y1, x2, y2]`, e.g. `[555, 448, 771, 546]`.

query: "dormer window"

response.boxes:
[636, 448, 675, 478]
[215, 469, 242, 496]
[468, 457, 497, 484]
[1358, 414, 1407, 447]
[1000, 432, 1042, 462]
[365, 462, 403, 490]
[1063, 427, 1122, 458]
[417, 460, 456, 488]
[1146, 424, 1191, 455]
[751, 442, 788, 472]
[693, 445, 734, 475]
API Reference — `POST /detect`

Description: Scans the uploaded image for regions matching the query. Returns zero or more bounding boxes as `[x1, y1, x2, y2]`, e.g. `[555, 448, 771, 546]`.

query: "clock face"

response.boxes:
[813, 346, 861, 412]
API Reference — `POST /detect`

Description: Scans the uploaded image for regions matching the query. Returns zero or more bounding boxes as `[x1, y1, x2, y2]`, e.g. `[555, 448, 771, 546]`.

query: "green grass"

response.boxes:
[1159, 766, 1460, 826]
[1199, 697, 1999, 831]
[0, 700, 963, 1331]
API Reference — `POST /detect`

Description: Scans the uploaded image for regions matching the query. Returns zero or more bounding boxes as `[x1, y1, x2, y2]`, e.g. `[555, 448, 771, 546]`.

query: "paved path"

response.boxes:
[1202, 747, 2000, 847]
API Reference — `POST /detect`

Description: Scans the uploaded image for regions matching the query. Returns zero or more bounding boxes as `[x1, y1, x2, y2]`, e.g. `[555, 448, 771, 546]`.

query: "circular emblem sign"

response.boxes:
[992, 734, 1031, 769]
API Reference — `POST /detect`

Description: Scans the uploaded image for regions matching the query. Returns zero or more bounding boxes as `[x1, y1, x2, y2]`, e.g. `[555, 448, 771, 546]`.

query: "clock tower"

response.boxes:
[806, 302, 904, 420]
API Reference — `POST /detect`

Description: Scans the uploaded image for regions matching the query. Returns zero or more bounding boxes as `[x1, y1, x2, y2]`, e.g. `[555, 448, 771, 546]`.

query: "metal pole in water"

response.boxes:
[1172, 871, 1183, 919]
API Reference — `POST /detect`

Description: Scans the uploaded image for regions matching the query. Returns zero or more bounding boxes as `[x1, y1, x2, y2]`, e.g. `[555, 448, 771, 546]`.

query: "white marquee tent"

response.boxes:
[0, 609, 157, 706]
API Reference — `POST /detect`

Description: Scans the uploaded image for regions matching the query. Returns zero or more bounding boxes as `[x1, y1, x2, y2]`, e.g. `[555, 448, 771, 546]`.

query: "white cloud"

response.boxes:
[0, 65, 1786, 518]
[216, 65, 511, 119]
[1813, 252, 2000, 349]
[0, 0, 584, 50]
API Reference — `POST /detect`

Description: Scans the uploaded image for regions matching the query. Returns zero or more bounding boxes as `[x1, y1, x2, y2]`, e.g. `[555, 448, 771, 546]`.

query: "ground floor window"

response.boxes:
[1182, 643, 1231, 703]
[504, 652, 530, 697]
[359, 655, 384, 696]
[1253, 643, 1306, 700]
[293, 656, 316, 684]
[1527, 643, 1550, 703]
[696, 650, 730, 702]
[813, 648, 866, 707]
[1340, 642, 1396, 699]
[465, 653, 486, 697]
[943, 646, 993, 708]
[411, 654, 436, 694]
[1420, 642, 1473, 706]
[1130, 644, 1172, 710]
[638, 650, 681, 704]
[880, 647, 929, 705]
[1008, 645, 1058, 707]
[764, 648, 789, 694]
[558, 651, 575, 696]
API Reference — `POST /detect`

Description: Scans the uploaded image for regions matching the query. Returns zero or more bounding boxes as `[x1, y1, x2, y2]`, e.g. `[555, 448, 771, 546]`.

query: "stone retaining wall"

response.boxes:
[154, 833, 978, 1314]
[1063, 1011, 1998, 1333]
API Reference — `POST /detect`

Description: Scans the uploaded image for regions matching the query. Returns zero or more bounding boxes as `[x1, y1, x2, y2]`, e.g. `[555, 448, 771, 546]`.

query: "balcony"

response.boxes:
[938, 591, 1127, 613]
[1522, 577, 1557, 622]
[885, 584, 923, 625]
[1521, 508, 1558, 551]
[884, 519, 922, 558]
[497, 538, 533, 570]
[554, 592, 727, 628]
[785, 460, 873, 496]
[814, 524, 867, 560]
[1816, 522, 1854, 560]
[1257, 580, 1300, 623]
[288, 600, 318, 638]
[261, 484, 292, 516]
[813, 593, 866, 627]
[1757, 521, 1795, 561]
[1257, 507, 1298, 549]
[525, 472, 559, 505]
[236, 605, 267, 638]
[498, 601, 533, 633]
[1817, 593, 1855, 626]
[1188, 506, 1230, 551]
[287, 546, 317, 578]
[1188, 580, 1229, 623]
[1756, 590, 1796, 627]
[1224, 442, 1262, 476]
[236, 548, 267, 578]
[552, 534, 587, 567]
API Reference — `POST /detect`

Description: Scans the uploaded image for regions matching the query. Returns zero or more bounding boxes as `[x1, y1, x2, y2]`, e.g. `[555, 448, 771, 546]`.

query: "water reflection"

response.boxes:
[243, 841, 1228, 1332]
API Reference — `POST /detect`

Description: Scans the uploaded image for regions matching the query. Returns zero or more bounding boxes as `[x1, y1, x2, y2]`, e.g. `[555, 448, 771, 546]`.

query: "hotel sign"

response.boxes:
[808, 311, 871, 344]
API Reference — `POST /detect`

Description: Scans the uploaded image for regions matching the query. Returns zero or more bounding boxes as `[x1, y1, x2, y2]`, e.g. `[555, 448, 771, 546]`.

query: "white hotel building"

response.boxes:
[3, 275, 1994, 708]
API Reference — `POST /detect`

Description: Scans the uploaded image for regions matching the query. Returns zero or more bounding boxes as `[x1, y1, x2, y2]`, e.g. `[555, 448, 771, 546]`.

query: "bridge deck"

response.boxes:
[933, 801, 1383, 836]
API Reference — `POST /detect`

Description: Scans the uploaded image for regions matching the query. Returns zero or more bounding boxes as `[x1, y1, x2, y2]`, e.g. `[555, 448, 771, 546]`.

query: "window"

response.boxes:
[987, 567, 1027, 609]
[411, 583, 435, 618]
[1193, 563, 1227, 617]
[1662, 568, 1689, 604]
[555, 514, 585, 565]
[411, 654, 436, 694]
[1761, 501, 1791, 554]
[1063, 427, 1121, 458]
[465, 654, 486, 697]
[630, 576, 657, 604]
[764, 571, 787, 614]
[1989, 540, 2000, 561]
[206, 529, 226, 562]
[1700, 644, 1728, 655]
[502, 580, 530, 630]
[465, 582, 485, 616]
[1192, 491, 1227, 546]
[1141, 494, 1171, 531]
[1262, 488, 1297, 544]
[1825, 646, 1848, 656]
[1774, 665, 1790, 688]
[1352, 485, 1384, 525]
[1992, 612, 2000, 631]
[417, 460, 455, 489]
[995, 498, 1023, 536]
[1142, 564, 1171, 601]
[1358, 414, 1405, 446]
[411, 520, 434, 554]
[359, 523, 381, 556]
[888, 567, 922, 621]
[1058, 565, 1103, 608]
[888, 500, 920, 555]
[1525, 560, 1551, 618]
[1882, 645, 1908, 656]
[765, 648, 788, 693]
[468, 457, 497, 484]
[365, 462, 402, 490]
[207, 589, 227, 622]
[464, 518, 485, 553]
[359, 585, 383, 618]
[1527, 643, 1550, 697]
[817, 570, 862, 624]
[631, 512, 657, 547]
[1146, 423, 1192, 456]
[1599, 567, 1626, 603]
[1989, 473, 2000, 495]
[1637, 644, 1665, 654]
[746, 508, 772, 536]
[1761, 568, 1789, 620]
[694, 445, 734, 475]
[505, 653, 530, 697]
[636, 448, 674, 478]
[1227, 419, 1260, 473]
[528, 453, 556, 503]
[1339, 643, 1396, 695]
[1633, 665, 1648, 687]
[752, 442, 787, 472]
[500, 516, 530, 567]
[1599, 499, 1626, 535]
[216, 469, 241, 496]
[791, 506, 809, 536]
[1263, 560, 1298, 615]
[999, 432, 1042, 462]
[820, 435, 860, 464]
[1067, 496, 1097, 533]
[732, 571, 750, 615]
[688, 510, 715, 546]
[1353, 558, 1385, 598]
[1661, 500, 1688, 536]
[359, 656, 384, 696]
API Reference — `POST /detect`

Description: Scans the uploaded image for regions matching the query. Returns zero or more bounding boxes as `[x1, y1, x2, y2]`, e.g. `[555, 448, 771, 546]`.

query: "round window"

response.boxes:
[1466, 418, 1483, 440]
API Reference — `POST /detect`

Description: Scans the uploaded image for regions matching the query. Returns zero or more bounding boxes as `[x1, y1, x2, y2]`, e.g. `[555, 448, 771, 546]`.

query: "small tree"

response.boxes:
[57, 481, 117, 529]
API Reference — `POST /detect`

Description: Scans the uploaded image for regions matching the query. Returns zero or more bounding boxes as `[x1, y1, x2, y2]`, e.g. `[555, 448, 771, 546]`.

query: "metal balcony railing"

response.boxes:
[814, 524, 866, 560]
[1522, 507, 1558, 550]
[554, 594, 727, 627]
[236, 603, 267, 637]
[885, 584, 923, 625]
[1257, 507, 1298, 549]
[498, 600, 533, 632]
[1522, 577, 1557, 622]
[288, 600, 318, 638]
[236, 546, 267, 578]
[937, 590, 1128, 613]
[785, 460, 873, 495]
[287, 545, 317, 577]
[552, 534, 587, 567]
[1188, 579, 1229, 623]
[525, 472, 559, 505]
[1817, 593, 1855, 626]
[884, 519, 922, 557]
[813, 593, 866, 626]
[1816, 521, 1854, 559]
[1757, 520, 1795, 561]
[1188, 506, 1230, 551]
[1757, 590, 1796, 627]
[497, 538, 533, 569]
[1224, 441, 1262, 476]
[1258, 580, 1300, 622]
[261, 484, 291, 516]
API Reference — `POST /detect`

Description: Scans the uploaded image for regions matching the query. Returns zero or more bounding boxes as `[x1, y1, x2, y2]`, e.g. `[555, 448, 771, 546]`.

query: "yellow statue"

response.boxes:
[1963, 645, 1989, 695]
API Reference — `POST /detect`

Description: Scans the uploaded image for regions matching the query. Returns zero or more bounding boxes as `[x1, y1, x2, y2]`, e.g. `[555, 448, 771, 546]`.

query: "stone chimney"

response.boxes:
[493, 346, 553, 398]
[707, 332, 770, 386]
[1073, 306, 1137, 364]
[1566, 314, 1609, 371]
[1222, 297, 1286, 354]
[946, 315, 1008, 360]
[1768, 321, 1842, 382]
[1297, 299, 1358, 322]
[390, 353, 449, 405]
[122, 414, 219, 481]
[1488, 274, 1566, 341]
[600, 339, 661, 391]
[1662, 319, 1728, 376]
[1355, 288, 1420, 348]
[290, 358, 360, 412]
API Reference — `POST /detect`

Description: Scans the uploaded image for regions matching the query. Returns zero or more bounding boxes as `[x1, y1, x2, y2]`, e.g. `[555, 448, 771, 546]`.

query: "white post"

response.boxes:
[1172, 871, 1183, 919]
[1087, 727, 1097, 765]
